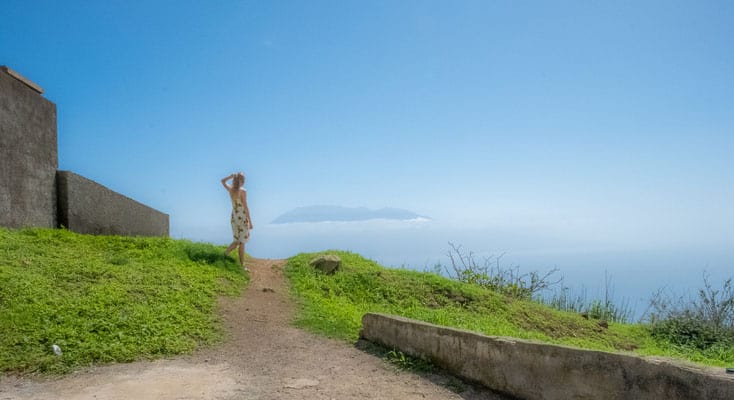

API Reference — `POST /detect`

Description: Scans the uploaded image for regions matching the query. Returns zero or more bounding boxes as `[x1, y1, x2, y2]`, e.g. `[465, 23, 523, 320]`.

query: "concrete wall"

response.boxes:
[0, 66, 57, 228]
[57, 171, 169, 237]
[360, 313, 734, 400]
[1, 66, 169, 237]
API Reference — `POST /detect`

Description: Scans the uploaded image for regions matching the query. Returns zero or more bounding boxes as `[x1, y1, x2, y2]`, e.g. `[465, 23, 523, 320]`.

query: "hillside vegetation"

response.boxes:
[2, 228, 729, 376]
[0, 228, 247, 374]
[286, 251, 734, 367]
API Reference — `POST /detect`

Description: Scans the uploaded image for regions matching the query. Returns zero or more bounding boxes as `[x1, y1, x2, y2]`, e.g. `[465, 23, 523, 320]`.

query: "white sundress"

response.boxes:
[230, 191, 249, 244]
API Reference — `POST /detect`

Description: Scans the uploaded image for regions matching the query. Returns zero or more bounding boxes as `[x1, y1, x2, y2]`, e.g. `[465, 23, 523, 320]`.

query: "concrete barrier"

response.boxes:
[57, 171, 169, 237]
[360, 313, 734, 400]
[0, 66, 58, 228]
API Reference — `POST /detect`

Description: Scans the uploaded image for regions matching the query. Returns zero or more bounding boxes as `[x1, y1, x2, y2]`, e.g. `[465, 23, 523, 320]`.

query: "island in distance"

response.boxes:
[271, 205, 431, 224]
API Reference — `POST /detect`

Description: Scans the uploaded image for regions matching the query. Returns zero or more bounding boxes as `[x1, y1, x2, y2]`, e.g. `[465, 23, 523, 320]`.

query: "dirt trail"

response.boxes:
[1, 259, 510, 400]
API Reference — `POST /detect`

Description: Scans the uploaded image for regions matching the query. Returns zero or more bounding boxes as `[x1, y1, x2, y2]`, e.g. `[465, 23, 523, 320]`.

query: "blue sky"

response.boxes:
[2, 1, 733, 281]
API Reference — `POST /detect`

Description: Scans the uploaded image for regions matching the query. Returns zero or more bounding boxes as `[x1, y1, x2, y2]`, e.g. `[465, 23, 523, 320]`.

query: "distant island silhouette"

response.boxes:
[271, 205, 430, 224]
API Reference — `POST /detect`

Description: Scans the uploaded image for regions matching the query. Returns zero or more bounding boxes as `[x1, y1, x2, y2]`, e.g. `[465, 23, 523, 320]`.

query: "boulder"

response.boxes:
[309, 255, 341, 274]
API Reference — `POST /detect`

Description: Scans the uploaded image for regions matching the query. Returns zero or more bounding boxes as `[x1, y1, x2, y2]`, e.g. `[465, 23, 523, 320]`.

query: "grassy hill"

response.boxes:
[2, 228, 730, 376]
[286, 251, 734, 367]
[0, 228, 247, 374]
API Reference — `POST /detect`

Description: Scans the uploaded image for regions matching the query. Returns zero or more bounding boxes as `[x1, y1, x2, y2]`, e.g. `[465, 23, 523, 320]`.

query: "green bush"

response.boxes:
[650, 313, 726, 350]
[647, 274, 734, 352]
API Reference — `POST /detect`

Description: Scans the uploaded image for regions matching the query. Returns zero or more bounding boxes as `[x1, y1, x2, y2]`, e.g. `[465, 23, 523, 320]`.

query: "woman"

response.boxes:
[221, 172, 253, 270]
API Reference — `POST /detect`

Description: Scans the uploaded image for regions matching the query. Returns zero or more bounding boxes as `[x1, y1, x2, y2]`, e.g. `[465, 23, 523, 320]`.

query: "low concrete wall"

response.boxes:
[0, 66, 58, 228]
[360, 313, 734, 400]
[57, 171, 169, 236]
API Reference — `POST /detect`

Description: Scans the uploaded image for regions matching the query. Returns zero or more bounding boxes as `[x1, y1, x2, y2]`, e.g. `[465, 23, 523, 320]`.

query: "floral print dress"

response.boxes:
[230, 191, 249, 244]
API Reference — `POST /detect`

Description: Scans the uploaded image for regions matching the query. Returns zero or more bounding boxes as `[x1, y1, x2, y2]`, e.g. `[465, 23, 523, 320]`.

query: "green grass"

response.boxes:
[286, 251, 734, 367]
[0, 228, 247, 374]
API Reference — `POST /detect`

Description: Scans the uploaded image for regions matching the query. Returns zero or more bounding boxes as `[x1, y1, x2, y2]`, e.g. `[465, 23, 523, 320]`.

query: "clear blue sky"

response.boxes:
[3, 1, 733, 263]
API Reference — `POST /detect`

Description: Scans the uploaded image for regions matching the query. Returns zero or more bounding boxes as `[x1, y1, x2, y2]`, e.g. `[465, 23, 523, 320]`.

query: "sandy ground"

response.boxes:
[0, 259, 512, 400]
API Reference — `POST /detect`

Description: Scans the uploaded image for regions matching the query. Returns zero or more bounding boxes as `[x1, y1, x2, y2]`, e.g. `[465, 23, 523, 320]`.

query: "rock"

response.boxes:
[309, 255, 341, 274]
[284, 378, 320, 389]
[598, 320, 609, 329]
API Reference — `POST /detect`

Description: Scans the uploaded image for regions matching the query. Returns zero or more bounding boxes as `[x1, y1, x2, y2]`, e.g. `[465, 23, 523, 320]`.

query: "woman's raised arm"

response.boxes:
[221, 174, 234, 190]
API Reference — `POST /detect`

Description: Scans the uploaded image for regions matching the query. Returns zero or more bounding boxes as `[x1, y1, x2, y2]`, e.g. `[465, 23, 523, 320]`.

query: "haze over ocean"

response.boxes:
[3, 1, 732, 317]
[190, 216, 732, 319]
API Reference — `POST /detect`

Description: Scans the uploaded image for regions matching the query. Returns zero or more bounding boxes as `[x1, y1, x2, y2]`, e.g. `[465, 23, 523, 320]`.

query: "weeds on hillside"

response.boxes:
[287, 250, 734, 366]
[644, 273, 734, 352]
[440, 242, 561, 299]
[540, 271, 634, 324]
[437, 243, 634, 323]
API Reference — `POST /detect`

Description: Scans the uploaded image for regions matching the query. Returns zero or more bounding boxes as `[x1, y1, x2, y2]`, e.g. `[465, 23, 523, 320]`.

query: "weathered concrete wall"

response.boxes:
[0, 66, 169, 237]
[0, 66, 57, 228]
[57, 171, 169, 237]
[361, 313, 734, 400]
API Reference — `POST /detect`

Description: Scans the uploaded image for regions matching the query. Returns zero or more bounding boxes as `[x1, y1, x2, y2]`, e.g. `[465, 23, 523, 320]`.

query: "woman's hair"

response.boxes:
[232, 172, 245, 190]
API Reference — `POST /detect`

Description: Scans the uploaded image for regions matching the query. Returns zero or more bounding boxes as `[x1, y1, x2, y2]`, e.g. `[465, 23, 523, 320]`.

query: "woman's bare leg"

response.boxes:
[238, 243, 246, 268]
[225, 241, 238, 255]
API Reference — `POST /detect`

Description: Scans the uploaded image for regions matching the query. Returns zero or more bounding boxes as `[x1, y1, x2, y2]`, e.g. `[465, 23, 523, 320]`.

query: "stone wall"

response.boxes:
[1, 66, 169, 237]
[57, 171, 169, 237]
[360, 313, 734, 400]
[0, 66, 57, 228]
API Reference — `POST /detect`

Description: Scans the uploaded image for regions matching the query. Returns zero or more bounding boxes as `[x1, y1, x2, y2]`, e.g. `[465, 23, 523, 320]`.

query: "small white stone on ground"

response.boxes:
[283, 378, 319, 389]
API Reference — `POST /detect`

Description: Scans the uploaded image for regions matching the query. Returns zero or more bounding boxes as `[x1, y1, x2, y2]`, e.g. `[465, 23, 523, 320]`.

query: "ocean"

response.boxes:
[192, 218, 733, 321]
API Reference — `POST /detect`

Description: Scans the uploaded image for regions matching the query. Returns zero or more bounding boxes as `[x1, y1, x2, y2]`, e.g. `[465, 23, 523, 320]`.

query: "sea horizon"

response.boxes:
[176, 218, 732, 321]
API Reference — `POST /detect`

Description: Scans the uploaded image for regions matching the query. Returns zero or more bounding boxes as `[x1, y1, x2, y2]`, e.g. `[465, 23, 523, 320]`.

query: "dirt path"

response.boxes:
[1, 259, 511, 400]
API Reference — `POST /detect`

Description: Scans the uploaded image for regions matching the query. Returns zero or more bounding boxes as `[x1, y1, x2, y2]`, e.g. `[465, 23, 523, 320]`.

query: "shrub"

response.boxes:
[646, 273, 734, 350]
[441, 242, 561, 299]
